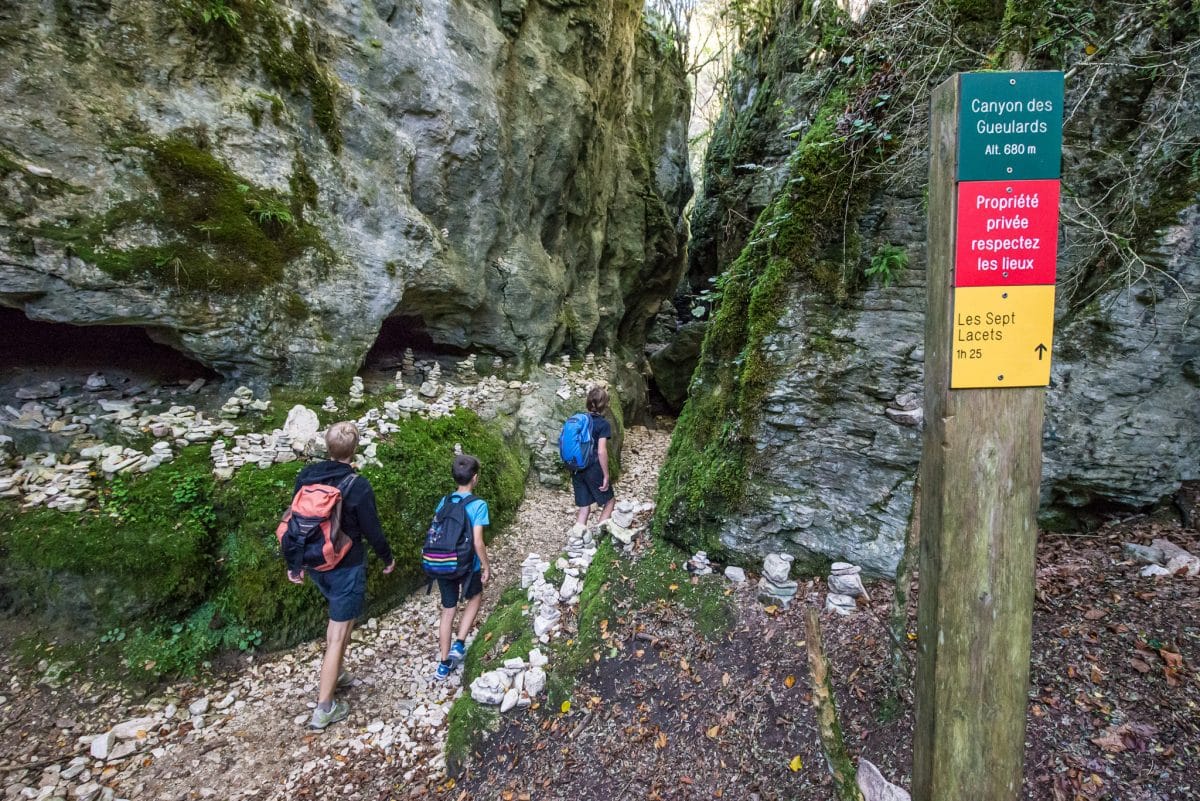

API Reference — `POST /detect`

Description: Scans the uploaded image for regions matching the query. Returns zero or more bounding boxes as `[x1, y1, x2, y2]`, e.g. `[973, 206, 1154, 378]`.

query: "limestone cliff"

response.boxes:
[0, 0, 690, 383]
[656, 0, 1200, 574]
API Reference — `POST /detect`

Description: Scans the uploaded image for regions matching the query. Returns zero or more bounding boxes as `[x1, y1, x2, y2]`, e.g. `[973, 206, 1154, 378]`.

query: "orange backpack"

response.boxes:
[276, 474, 356, 572]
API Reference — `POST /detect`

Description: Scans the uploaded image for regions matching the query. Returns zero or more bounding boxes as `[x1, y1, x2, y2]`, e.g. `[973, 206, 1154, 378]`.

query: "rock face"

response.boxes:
[657, 3, 1200, 575]
[0, 1, 690, 382]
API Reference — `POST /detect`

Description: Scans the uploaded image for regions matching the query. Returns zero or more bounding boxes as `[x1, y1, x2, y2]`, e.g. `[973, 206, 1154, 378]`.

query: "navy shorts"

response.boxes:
[437, 570, 483, 609]
[571, 461, 614, 508]
[309, 562, 366, 622]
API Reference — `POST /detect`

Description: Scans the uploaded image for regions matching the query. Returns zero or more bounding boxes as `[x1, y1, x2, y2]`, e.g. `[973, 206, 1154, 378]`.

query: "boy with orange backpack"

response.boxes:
[279, 421, 396, 730]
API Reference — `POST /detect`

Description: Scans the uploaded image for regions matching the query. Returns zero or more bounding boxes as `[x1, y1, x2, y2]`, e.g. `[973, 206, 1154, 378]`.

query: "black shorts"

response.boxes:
[309, 563, 366, 623]
[571, 461, 614, 508]
[437, 570, 483, 609]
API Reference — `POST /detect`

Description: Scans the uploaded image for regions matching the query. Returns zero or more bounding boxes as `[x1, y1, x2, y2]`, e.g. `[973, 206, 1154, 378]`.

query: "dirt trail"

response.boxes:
[0, 427, 669, 801]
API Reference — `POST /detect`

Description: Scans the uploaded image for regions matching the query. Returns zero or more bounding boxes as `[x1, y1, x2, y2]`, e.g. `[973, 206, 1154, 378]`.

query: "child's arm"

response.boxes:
[597, 437, 610, 491]
[474, 524, 490, 583]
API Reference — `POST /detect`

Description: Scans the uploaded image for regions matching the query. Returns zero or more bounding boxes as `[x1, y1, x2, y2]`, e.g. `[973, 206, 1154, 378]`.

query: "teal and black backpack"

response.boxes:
[421, 493, 476, 579]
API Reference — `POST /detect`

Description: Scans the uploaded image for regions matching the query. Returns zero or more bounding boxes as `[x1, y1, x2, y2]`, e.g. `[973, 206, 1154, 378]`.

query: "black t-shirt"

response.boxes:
[590, 413, 612, 442]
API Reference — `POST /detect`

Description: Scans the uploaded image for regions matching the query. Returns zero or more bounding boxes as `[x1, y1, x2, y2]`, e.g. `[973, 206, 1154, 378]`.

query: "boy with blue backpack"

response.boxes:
[560, 385, 629, 543]
[423, 453, 491, 680]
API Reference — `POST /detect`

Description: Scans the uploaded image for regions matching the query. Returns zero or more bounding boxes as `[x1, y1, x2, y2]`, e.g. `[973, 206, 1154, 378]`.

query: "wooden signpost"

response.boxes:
[914, 71, 1064, 801]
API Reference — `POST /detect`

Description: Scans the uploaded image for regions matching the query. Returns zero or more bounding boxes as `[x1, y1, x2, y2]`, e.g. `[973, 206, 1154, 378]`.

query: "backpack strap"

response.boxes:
[336, 473, 357, 494]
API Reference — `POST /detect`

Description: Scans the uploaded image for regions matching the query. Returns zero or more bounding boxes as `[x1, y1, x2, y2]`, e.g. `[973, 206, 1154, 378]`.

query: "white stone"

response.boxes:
[857, 759, 911, 801]
[724, 566, 746, 583]
[1140, 564, 1171, 577]
[89, 731, 115, 760]
[188, 698, 209, 716]
[762, 553, 794, 584]
[527, 648, 548, 667]
[110, 717, 156, 739]
[499, 688, 519, 713]
[524, 667, 546, 697]
[826, 593, 857, 616]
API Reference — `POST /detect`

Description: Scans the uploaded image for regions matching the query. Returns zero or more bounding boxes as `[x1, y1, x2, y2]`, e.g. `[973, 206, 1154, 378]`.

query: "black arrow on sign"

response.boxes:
[1034, 343, 1047, 360]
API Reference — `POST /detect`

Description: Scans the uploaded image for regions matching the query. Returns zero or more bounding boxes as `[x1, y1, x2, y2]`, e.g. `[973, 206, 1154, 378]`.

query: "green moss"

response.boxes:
[289, 151, 319, 210]
[257, 15, 343, 152]
[2, 448, 219, 625]
[284, 291, 309, 321]
[655, 83, 887, 557]
[35, 133, 329, 293]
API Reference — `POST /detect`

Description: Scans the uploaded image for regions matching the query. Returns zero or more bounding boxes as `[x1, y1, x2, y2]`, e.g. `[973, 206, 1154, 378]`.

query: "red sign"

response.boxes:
[955, 179, 1059, 287]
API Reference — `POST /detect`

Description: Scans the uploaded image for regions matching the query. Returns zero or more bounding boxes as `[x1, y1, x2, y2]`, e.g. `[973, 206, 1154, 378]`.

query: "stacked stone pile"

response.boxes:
[820, 561, 869, 615]
[348, 377, 366, 408]
[686, 551, 713, 576]
[758, 553, 798, 607]
[219, 386, 267, 419]
[469, 649, 549, 713]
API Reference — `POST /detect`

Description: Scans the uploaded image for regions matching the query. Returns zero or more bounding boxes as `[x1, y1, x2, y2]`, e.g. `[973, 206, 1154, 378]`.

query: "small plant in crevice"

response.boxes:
[865, 245, 908, 288]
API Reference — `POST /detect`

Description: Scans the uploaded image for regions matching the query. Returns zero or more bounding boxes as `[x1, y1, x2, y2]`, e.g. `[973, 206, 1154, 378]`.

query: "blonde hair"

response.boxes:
[325, 421, 360, 461]
[586, 385, 610, 415]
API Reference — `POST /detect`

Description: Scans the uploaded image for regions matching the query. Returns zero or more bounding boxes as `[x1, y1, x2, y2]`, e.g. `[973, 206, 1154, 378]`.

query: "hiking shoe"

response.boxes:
[449, 640, 467, 666]
[308, 699, 349, 731]
[435, 659, 455, 681]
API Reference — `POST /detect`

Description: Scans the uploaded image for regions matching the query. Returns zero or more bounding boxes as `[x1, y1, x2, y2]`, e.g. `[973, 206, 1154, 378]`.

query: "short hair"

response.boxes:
[586, 385, 610, 415]
[452, 454, 480, 485]
[325, 421, 359, 461]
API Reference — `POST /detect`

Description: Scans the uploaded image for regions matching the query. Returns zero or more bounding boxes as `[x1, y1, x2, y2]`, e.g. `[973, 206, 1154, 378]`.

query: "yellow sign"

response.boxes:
[951, 285, 1055, 388]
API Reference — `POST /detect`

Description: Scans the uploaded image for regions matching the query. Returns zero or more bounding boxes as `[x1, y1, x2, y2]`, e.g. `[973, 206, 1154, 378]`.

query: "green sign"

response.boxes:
[958, 71, 1064, 181]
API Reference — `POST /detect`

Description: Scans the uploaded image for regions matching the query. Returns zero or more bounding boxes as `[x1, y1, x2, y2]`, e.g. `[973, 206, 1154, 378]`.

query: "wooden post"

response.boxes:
[912, 75, 1047, 801]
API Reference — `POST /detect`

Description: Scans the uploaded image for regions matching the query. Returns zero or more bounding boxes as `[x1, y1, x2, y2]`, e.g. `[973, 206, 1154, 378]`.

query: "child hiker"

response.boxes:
[569, 385, 631, 544]
[284, 421, 395, 730]
[429, 454, 491, 680]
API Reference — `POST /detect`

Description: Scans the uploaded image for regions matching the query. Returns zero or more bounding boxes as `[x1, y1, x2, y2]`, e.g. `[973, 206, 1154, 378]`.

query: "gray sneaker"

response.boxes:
[308, 699, 349, 730]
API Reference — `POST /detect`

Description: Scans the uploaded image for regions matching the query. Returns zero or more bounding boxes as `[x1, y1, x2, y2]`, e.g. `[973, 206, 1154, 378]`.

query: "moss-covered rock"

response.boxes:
[0, 408, 526, 676]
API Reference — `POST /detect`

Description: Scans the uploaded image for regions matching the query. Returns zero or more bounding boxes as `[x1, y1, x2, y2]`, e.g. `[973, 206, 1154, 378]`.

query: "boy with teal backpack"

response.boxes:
[423, 454, 491, 680]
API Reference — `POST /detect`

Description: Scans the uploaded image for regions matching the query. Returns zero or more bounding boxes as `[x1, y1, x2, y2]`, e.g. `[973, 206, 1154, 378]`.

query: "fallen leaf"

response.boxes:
[656, 732, 668, 750]
[669, 583, 680, 592]
[784, 675, 796, 689]
[1085, 43, 1097, 54]
[722, 672, 731, 687]
[1159, 649, 1183, 669]
[1130, 658, 1152, 674]
[502, 792, 515, 801]
[590, 696, 601, 706]
[1031, 703, 1045, 717]
[1090, 665, 1104, 683]
[680, 658, 690, 672]
[789, 755, 803, 772]
[680, 776, 693, 785]
[764, 605, 779, 615]
[1083, 608, 1106, 620]
[706, 725, 720, 739]
[561, 700, 571, 714]
[484, 632, 493, 642]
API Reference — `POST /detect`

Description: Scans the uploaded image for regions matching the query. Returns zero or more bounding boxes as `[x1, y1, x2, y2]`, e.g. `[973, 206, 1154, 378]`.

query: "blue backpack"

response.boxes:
[422, 493, 477, 579]
[558, 413, 595, 471]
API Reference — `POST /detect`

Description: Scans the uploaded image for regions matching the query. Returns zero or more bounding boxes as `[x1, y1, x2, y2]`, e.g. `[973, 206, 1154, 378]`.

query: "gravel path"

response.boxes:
[0, 426, 670, 801]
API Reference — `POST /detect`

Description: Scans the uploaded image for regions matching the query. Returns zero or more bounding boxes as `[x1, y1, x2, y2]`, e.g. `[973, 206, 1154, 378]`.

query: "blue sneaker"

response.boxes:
[435, 659, 454, 681]
[449, 640, 467, 666]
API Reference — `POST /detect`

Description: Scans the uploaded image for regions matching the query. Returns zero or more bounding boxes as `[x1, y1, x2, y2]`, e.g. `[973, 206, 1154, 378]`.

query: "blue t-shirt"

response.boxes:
[434, 492, 489, 572]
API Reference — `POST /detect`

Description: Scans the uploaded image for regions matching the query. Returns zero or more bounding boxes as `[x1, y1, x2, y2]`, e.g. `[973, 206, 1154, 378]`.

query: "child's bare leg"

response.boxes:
[575, 505, 590, 526]
[318, 619, 353, 704]
[438, 606, 457, 661]
[457, 592, 484, 642]
[597, 497, 616, 523]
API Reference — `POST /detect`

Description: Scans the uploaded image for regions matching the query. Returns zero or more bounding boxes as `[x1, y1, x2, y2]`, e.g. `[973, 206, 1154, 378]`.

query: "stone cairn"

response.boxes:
[605, 498, 637, 545]
[686, 551, 713, 576]
[456, 354, 477, 384]
[492, 356, 503, 373]
[394, 371, 404, 392]
[758, 553, 798, 607]
[219, 386, 258, 420]
[469, 648, 548, 713]
[210, 441, 233, 481]
[348, 376, 366, 408]
[322, 396, 338, 413]
[420, 363, 442, 399]
[826, 561, 868, 616]
[402, 347, 416, 377]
